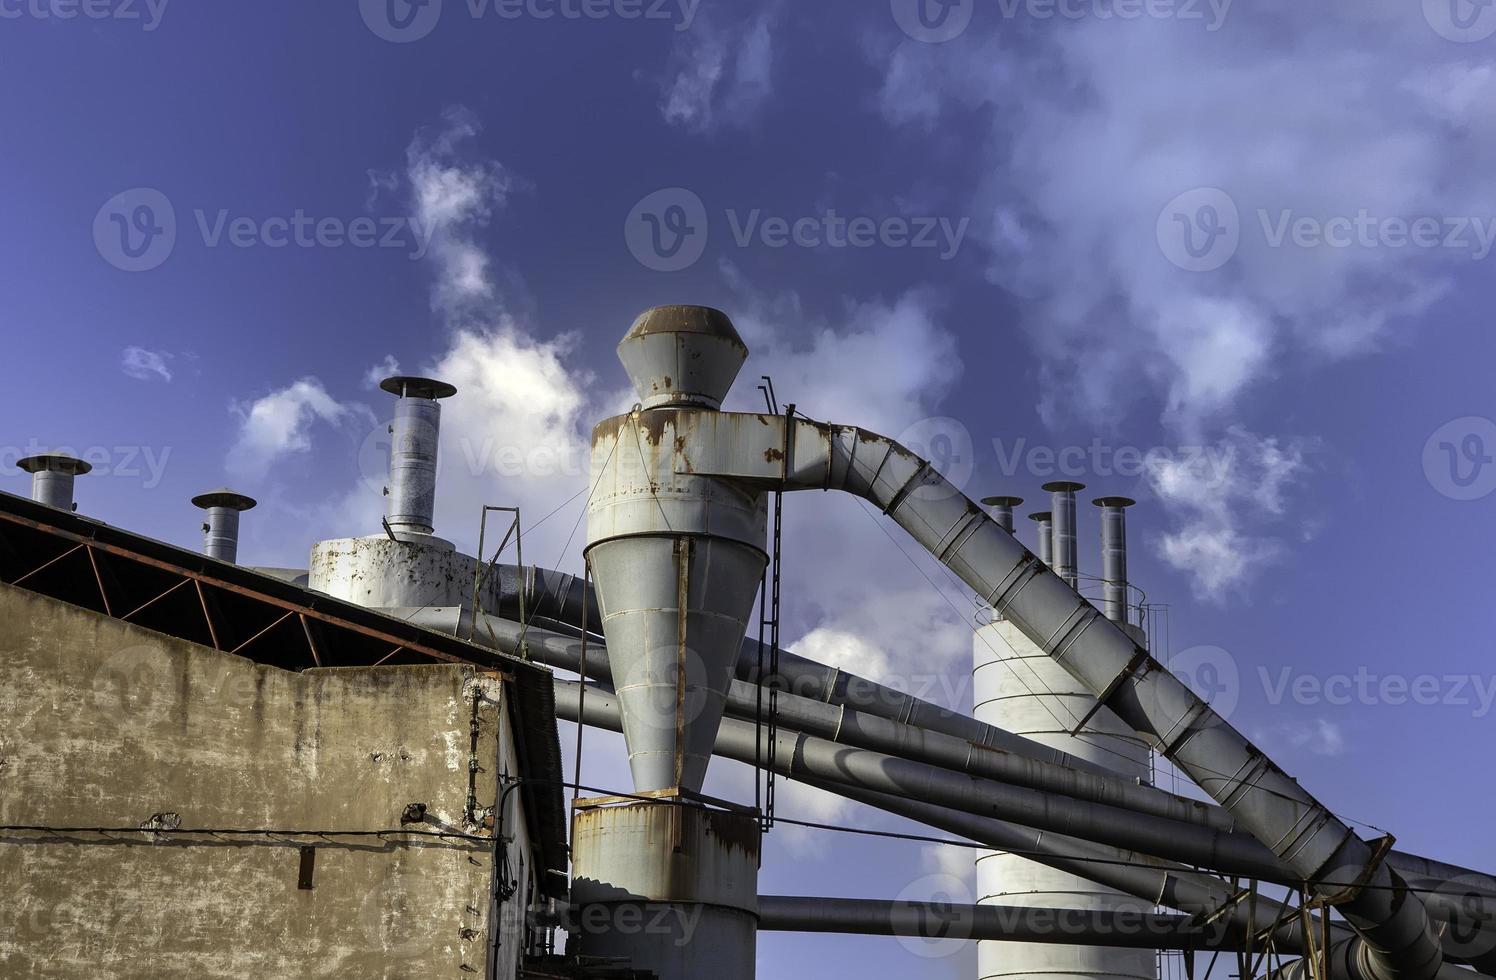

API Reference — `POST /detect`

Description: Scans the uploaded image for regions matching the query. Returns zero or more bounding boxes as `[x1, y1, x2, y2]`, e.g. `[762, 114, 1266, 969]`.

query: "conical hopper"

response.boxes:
[589, 534, 766, 794]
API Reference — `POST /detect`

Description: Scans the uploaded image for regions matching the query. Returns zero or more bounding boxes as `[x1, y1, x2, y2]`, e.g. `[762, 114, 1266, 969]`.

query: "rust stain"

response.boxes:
[763, 448, 783, 463]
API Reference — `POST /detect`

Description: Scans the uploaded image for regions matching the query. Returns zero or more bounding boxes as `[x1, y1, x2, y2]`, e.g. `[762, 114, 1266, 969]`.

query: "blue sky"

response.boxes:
[4, 0, 1496, 975]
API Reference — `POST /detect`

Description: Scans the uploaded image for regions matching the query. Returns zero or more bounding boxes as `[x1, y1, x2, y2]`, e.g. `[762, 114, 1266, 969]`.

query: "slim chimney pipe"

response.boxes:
[1044, 481, 1085, 589]
[17, 454, 91, 511]
[1028, 512, 1054, 567]
[981, 496, 1024, 534]
[1093, 497, 1136, 624]
[191, 489, 258, 564]
[381, 376, 457, 536]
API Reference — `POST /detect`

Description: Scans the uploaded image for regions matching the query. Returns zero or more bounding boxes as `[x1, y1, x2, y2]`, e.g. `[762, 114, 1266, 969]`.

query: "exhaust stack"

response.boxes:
[1028, 512, 1053, 567]
[1044, 481, 1085, 589]
[982, 496, 1023, 534]
[17, 454, 91, 511]
[1093, 497, 1136, 624]
[587, 306, 765, 794]
[192, 489, 257, 564]
[380, 376, 457, 537]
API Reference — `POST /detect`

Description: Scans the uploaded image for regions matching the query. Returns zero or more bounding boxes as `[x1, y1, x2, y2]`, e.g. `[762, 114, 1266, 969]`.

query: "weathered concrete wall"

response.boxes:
[0, 582, 531, 979]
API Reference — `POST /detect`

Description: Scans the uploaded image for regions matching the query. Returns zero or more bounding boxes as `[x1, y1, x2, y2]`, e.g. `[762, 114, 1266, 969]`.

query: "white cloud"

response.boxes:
[1147, 427, 1312, 601]
[873, 7, 1493, 598]
[121, 347, 173, 383]
[659, 5, 778, 133]
[405, 106, 520, 328]
[362, 355, 401, 389]
[227, 379, 367, 480]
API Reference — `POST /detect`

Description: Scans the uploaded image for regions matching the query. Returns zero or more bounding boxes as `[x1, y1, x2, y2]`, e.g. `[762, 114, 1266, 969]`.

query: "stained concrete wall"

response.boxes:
[0, 582, 539, 979]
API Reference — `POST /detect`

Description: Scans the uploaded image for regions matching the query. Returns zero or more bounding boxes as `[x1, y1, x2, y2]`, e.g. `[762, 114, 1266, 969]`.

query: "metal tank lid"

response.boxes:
[379, 376, 457, 400]
[192, 488, 258, 512]
[17, 453, 92, 475]
[617, 305, 749, 410]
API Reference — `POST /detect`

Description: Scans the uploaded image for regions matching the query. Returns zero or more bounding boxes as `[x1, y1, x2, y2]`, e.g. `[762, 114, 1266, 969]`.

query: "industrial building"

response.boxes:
[3, 305, 1494, 980]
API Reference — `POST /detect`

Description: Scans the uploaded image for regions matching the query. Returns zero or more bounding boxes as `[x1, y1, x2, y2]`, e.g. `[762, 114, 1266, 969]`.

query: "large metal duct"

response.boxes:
[191, 489, 256, 564]
[1044, 481, 1084, 589]
[585, 306, 765, 796]
[602, 319, 1442, 980]
[380, 375, 456, 537]
[17, 453, 90, 511]
[1093, 496, 1135, 624]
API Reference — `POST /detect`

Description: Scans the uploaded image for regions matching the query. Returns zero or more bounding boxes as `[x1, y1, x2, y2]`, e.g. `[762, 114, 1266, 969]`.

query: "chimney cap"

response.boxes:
[618, 305, 748, 410]
[1092, 496, 1137, 509]
[17, 453, 92, 476]
[1042, 481, 1087, 493]
[981, 496, 1025, 507]
[380, 376, 457, 400]
[625, 304, 742, 342]
[192, 488, 258, 512]
[1027, 511, 1053, 522]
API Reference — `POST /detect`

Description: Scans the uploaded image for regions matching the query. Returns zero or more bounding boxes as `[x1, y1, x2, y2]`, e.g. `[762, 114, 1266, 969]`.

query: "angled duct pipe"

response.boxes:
[191, 489, 257, 564]
[1029, 511, 1053, 567]
[1093, 496, 1136, 624]
[18, 453, 91, 511]
[1044, 481, 1085, 589]
[380, 375, 457, 537]
[771, 424, 1443, 980]
[632, 401, 1442, 975]
[982, 496, 1024, 534]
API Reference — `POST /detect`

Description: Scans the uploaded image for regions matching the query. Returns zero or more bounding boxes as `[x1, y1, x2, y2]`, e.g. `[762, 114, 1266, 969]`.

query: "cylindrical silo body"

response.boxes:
[570, 801, 759, 980]
[972, 615, 1157, 980]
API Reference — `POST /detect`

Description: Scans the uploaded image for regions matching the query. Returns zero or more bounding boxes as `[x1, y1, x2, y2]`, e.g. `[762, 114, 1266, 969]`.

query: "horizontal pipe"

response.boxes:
[413, 608, 1237, 836]
[403, 604, 1496, 911]
[757, 896, 1245, 951]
